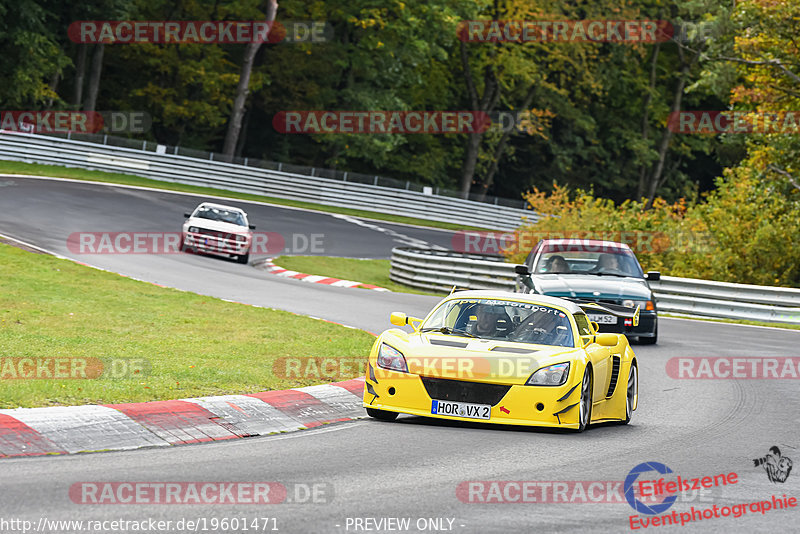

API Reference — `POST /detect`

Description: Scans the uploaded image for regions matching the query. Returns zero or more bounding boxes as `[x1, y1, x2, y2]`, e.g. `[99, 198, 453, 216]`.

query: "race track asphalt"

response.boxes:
[0, 175, 797, 533]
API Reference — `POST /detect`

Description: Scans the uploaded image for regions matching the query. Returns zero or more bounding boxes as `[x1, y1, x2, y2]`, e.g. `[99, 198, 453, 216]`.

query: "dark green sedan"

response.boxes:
[514, 239, 660, 344]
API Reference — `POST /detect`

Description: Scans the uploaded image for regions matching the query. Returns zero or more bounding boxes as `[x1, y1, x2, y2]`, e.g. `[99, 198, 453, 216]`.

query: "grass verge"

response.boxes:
[0, 243, 375, 408]
[273, 255, 443, 296]
[0, 160, 492, 232]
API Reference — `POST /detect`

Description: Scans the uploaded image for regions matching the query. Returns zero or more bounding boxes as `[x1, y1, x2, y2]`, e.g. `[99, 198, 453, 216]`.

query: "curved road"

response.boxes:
[0, 175, 797, 533]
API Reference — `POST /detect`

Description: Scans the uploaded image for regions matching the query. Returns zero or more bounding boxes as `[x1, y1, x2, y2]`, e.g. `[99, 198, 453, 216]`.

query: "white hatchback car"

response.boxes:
[181, 202, 254, 264]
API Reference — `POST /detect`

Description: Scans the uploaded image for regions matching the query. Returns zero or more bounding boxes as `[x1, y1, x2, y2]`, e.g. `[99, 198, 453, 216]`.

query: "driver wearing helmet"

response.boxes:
[467, 304, 510, 338]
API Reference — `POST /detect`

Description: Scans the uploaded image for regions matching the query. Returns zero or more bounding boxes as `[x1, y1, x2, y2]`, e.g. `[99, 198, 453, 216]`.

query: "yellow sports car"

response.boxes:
[363, 290, 639, 432]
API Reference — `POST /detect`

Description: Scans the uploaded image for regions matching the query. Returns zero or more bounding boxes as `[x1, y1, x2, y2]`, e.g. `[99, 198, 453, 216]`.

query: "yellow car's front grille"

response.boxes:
[420, 377, 511, 406]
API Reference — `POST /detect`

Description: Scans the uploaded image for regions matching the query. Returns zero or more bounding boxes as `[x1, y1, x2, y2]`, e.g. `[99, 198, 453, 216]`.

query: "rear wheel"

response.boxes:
[622, 364, 637, 424]
[576, 367, 593, 432]
[366, 407, 398, 421]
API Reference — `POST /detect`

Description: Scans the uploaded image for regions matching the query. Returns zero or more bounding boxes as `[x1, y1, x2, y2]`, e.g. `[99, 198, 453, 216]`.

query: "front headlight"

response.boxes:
[623, 299, 654, 311]
[188, 226, 199, 233]
[376, 343, 408, 373]
[526, 362, 570, 386]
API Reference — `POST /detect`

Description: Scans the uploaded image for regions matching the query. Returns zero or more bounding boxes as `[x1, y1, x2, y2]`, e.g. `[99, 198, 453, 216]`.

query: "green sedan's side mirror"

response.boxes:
[514, 264, 531, 276]
[389, 312, 407, 326]
[595, 333, 619, 346]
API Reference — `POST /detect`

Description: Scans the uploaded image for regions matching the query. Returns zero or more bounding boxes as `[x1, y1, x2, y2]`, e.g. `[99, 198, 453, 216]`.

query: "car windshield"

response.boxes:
[421, 298, 575, 348]
[534, 245, 643, 278]
[194, 206, 246, 226]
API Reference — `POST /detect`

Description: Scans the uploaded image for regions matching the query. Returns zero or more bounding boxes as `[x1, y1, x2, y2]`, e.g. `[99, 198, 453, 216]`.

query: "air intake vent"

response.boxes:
[606, 356, 621, 397]
[421, 377, 510, 406]
[490, 346, 537, 354]
[429, 339, 469, 348]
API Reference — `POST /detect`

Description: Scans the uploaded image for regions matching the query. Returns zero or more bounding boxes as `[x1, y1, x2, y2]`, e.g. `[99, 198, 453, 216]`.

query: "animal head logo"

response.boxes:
[753, 446, 793, 483]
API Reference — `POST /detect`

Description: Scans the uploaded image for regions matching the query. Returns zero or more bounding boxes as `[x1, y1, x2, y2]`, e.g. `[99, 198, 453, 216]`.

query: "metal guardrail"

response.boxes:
[0, 131, 536, 231]
[389, 247, 800, 325]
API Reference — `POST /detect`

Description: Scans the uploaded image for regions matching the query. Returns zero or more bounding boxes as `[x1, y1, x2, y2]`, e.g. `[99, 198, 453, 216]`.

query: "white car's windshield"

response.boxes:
[421, 298, 574, 348]
[535, 248, 643, 278]
[194, 206, 247, 226]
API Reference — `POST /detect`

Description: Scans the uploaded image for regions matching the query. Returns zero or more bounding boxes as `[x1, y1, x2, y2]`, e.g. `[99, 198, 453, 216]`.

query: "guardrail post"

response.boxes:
[343, 172, 348, 181]
[374, 176, 379, 186]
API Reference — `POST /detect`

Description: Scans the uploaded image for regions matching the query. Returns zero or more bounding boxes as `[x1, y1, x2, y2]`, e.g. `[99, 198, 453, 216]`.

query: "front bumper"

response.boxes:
[595, 311, 657, 337]
[363, 366, 583, 429]
[183, 232, 249, 255]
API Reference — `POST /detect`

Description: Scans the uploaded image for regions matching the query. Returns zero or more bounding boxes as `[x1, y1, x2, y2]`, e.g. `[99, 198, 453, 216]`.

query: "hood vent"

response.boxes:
[429, 339, 469, 348]
[490, 346, 538, 354]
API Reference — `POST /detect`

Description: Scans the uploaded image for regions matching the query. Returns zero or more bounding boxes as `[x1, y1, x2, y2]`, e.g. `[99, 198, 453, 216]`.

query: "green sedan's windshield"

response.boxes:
[421, 298, 575, 348]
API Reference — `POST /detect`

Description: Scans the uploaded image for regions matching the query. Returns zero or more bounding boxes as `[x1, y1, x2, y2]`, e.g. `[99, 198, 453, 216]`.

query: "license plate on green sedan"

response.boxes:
[588, 313, 617, 324]
[431, 400, 491, 420]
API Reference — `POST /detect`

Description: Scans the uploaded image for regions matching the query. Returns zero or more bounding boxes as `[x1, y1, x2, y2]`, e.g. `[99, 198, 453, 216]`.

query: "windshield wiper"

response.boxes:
[584, 272, 630, 277]
[420, 327, 478, 338]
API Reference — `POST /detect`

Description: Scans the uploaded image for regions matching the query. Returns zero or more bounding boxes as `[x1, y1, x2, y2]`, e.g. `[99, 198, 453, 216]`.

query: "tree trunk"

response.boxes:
[223, 0, 278, 157]
[46, 72, 60, 109]
[73, 44, 87, 109]
[636, 43, 660, 200]
[458, 40, 500, 199]
[84, 43, 104, 113]
[234, 109, 250, 158]
[644, 48, 700, 207]
[477, 85, 537, 201]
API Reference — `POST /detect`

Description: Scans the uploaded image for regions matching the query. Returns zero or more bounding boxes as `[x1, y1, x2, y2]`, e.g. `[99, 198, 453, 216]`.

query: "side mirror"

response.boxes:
[184, 212, 191, 218]
[249, 224, 256, 230]
[646, 271, 661, 281]
[595, 333, 619, 346]
[514, 264, 531, 276]
[390, 312, 408, 327]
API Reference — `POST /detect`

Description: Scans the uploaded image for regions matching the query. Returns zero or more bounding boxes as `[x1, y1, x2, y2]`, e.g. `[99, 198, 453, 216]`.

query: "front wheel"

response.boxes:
[576, 367, 593, 432]
[236, 251, 250, 264]
[366, 407, 398, 421]
[622, 364, 638, 424]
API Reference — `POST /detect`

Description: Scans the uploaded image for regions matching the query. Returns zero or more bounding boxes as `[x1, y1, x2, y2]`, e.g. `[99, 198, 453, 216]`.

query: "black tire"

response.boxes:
[180, 238, 189, 252]
[576, 367, 593, 432]
[236, 251, 250, 264]
[366, 407, 398, 421]
[621, 364, 637, 424]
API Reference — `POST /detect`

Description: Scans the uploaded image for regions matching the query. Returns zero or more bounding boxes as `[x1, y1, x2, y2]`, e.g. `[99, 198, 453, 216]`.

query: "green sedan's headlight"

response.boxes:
[526, 362, 570, 386]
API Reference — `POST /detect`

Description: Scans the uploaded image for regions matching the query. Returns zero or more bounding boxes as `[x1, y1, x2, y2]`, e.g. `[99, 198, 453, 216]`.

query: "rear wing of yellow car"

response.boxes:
[569, 299, 640, 327]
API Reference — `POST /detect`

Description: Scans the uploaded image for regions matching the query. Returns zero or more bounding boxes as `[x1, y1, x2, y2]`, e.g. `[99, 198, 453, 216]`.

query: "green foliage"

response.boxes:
[508, 178, 800, 287]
